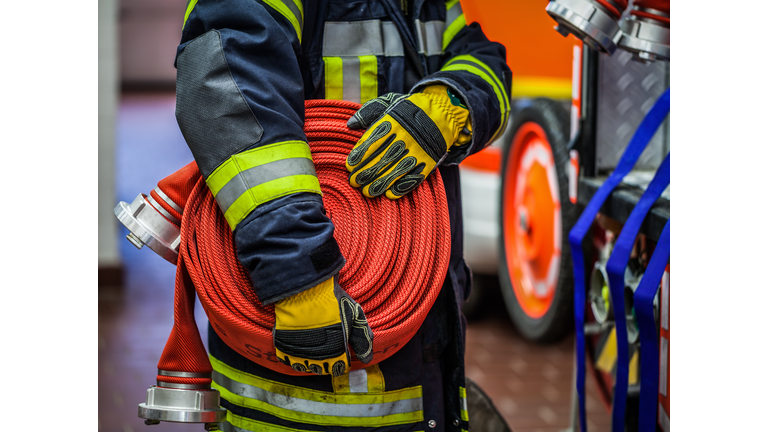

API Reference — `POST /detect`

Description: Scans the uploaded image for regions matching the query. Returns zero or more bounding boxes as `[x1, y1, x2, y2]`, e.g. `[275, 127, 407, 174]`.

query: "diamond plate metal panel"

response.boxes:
[595, 49, 670, 172]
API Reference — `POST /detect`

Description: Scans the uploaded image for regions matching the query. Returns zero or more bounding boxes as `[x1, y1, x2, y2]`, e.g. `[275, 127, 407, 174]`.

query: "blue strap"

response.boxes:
[606, 153, 669, 432]
[567, 88, 670, 432]
[634, 220, 670, 432]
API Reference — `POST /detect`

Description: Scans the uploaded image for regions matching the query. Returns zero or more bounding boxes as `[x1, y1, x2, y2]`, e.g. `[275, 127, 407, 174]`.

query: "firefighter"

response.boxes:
[174, 0, 510, 430]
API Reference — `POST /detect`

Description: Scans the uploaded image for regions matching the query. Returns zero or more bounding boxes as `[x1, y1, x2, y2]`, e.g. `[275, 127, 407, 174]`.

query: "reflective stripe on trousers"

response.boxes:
[210, 354, 425, 428]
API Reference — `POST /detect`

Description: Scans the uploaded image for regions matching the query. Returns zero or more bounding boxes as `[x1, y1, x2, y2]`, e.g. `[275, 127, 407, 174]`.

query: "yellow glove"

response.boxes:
[273, 276, 374, 376]
[346, 85, 472, 199]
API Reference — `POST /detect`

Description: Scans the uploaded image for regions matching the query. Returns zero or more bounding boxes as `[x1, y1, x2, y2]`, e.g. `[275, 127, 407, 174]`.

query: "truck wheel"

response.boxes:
[498, 98, 577, 342]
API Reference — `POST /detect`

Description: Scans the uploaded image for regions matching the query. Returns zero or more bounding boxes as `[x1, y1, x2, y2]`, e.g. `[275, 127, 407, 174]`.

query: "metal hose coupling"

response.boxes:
[546, 0, 627, 55]
[588, 259, 647, 344]
[615, 2, 670, 63]
[114, 162, 200, 265]
[114, 192, 181, 264]
[139, 370, 226, 431]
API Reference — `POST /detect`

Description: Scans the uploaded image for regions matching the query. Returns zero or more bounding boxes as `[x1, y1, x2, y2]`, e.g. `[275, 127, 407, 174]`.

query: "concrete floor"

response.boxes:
[99, 93, 612, 432]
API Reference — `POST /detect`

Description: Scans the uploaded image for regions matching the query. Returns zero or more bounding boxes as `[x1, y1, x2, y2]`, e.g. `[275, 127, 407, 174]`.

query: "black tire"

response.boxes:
[466, 377, 513, 432]
[497, 98, 578, 343]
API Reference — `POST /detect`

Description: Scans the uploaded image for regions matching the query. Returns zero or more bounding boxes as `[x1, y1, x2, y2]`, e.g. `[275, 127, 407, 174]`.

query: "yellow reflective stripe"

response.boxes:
[263, 0, 303, 42]
[445, 0, 461, 10]
[291, 0, 303, 19]
[442, 13, 466, 50]
[226, 412, 314, 432]
[367, 364, 385, 393]
[206, 141, 313, 195]
[205, 141, 321, 229]
[215, 382, 423, 426]
[442, 55, 510, 141]
[359, 55, 378, 104]
[441, 62, 505, 141]
[512, 76, 572, 99]
[331, 371, 350, 393]
[459, 386, 469, 421]
[333, 365, 386, 393]
[210, 354, 421, 404]
[325, 57, 344, 100]
[182, 0, 198, 30]
[222, 175, 320, 228]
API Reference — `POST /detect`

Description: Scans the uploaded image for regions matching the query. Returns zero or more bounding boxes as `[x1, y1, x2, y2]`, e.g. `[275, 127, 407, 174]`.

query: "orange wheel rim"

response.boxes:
[502, 122, 562, 319]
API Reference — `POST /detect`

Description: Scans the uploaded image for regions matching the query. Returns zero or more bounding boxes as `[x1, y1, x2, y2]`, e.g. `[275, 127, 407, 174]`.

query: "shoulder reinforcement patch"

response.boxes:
[176, 30, 264, 178]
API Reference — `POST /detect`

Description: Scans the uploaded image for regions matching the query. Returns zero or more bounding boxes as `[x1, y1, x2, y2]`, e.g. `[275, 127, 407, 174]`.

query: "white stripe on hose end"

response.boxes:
[154, 187, 184, 215]
[146, 194, 181, 225]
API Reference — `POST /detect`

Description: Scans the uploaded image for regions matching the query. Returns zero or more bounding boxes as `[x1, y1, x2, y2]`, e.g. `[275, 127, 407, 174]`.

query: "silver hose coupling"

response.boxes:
[114, 193, 180, 264]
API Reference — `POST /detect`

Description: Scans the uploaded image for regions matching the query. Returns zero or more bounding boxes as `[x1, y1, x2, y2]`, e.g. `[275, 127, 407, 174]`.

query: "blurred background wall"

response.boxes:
[98, 0, 120, 284]
[99, 0, 187, 285]
[120, 0, 186, 89]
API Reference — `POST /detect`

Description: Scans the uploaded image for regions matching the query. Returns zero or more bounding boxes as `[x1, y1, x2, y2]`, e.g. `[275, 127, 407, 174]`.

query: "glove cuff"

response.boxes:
[419, 84, 471, 148]
[275, 277, 342, 330]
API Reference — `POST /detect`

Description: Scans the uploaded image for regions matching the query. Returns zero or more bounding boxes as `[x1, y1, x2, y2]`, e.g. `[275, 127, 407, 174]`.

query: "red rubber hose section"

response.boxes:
[593, 0, 628, 20]
[156, 99, 451, 382]
[631, 0, 670, 25]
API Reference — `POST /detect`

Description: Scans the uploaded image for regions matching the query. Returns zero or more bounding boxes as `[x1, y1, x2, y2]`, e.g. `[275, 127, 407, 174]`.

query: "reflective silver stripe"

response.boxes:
[323, 20, 403, 57]
[447, 1, 463, 25]
[460, 394, 468, 412]
[382, 22, 403, 56]
[280, 0, 302, 33]
[153, 187, 184, 214]
[415, 20, 445, 56]
[342, 56, 361, 103]
[213, 371, 423, 417]
[348, 369, 367, 393]
[214, 157, 317, 216]
[146, 194, 181, 225]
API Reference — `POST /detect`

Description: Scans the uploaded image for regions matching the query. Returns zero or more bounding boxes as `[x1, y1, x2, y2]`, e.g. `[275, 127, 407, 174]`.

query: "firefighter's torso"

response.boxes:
[177, 1, 489, 430]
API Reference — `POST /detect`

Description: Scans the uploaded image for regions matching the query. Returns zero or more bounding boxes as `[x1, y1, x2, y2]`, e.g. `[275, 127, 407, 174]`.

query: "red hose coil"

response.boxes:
[593, 0, 628, 20]
[156, 99, 451, 381]
[631, 0, 670, 25]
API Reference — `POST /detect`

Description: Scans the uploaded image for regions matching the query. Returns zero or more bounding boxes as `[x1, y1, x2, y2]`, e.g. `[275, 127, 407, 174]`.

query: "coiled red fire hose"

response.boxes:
[154, 99, 451, 386]
[592, 0, 669, 23]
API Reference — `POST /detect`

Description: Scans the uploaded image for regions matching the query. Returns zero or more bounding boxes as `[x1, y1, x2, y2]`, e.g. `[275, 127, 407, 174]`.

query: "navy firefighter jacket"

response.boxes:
[174, 0, 511, 430]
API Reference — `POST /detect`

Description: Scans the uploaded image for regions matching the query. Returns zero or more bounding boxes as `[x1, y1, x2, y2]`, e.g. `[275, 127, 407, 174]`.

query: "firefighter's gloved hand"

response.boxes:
[273, 276, 374, 377]
[346, 85, 472, 199]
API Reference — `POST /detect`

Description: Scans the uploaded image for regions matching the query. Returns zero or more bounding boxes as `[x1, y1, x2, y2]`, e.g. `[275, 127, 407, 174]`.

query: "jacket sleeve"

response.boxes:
[411, 0, 512, 165]
[175, 0, 345, 305]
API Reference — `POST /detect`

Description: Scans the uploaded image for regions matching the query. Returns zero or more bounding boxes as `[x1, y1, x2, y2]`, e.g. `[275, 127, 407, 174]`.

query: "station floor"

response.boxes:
[99, 93, 612, 432]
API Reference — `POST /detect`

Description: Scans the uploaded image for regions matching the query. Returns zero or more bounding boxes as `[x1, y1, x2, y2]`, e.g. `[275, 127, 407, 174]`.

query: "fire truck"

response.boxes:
[460, 1, 670, 430]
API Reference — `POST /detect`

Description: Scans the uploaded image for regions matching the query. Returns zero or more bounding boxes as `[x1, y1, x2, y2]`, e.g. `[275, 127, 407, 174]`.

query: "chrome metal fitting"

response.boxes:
[589, 262, 612, 324]
[616, 7, 670, 63]
[588, 261, 643, 344]
[157, 369, 214, 390]
[114, 193, 180, 264]
[623, 266, 642, 344]
[546, 0, 622, 55]
[138, 385, 227, 428]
